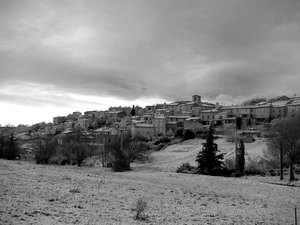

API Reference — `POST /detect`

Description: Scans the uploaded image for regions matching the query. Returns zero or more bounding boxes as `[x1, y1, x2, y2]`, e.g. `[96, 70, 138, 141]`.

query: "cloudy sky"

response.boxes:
[1, 0, 300, 125]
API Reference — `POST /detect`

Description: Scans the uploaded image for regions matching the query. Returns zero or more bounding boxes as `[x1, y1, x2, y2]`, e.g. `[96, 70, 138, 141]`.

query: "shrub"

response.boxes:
[224, 157, 235, 170]
[174, 129, 184, 138]
[134, 197, 148, 220]
[183, 130, 195, 140]
[176, 163, 194, 173]
[245, 157, 265, 175]
[153, 136, 171, 145]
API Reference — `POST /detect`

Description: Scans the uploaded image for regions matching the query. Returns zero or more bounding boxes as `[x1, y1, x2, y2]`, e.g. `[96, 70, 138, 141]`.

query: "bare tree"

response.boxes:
[268, 115, 300, 181]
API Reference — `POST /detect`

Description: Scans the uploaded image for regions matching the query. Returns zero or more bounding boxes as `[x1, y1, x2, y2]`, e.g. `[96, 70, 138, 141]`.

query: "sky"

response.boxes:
[1, 0, 300, 126]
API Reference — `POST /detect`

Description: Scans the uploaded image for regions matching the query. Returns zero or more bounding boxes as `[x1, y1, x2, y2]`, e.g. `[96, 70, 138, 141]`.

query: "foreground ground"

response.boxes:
[1, 138, 299, 224]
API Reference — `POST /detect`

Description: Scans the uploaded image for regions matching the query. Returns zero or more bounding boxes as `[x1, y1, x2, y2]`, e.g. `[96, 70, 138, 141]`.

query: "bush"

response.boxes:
[183, 130, 195, 140]
[153, 136, 171, 145]
[175, 129, 184, 138]
[134, 197, 148, 220]
[245, 157, 265, 175]
[224, 157, 235, 170]
[176, 163, 195, 173]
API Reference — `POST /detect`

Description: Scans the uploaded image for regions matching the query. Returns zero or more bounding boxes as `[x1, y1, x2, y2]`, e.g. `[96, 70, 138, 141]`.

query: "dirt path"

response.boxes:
[1, 159, 299, 225]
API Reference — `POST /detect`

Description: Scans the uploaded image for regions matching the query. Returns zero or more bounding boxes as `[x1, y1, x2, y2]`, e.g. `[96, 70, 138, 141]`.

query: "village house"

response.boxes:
[53, 116, 66, 125]
[131, 123, 154, 140]
[184, 117, 203, 131]
[75, 118, 90, 129]
[251, 104, 272, 122]
[104, 110, 127, 122]
[270, 101, 289, 119]
[140, 114, 153, 124]
[153, 115, 166, 136]
[286, 99, 300, 117]
[167, 115, 190, 129]
[199, 109, 219, 125]
[72, 111, 82, 118]
[165, 102, 179, 114]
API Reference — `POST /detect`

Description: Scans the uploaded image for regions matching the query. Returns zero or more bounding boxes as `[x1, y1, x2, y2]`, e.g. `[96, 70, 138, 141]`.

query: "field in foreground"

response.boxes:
[1, 156, 299, 225]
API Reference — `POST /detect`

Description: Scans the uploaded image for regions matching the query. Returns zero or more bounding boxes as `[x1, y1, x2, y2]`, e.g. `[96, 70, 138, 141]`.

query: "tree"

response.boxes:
[267, 115, 300, 181]
[61, 128, 92, 166]
[265, 129, 285, 180]
[35, 138, 57, 164]
[196, 126, 224, 175]
[107, 134, 150, 172]
[6, 132, 19, 160]
[236, 140, 245, 175]
[63, 142, 91, 166]
[0, 129, 19, 160]
[236, 116, 242, 130]
[131, 105, 136, 116]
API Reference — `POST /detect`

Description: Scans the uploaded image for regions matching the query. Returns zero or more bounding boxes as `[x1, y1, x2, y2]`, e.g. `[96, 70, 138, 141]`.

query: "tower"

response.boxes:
[192, 95, 201, 103]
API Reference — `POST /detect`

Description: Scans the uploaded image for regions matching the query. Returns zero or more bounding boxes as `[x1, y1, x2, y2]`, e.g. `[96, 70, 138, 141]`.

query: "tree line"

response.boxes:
[0, 129, 19, 160]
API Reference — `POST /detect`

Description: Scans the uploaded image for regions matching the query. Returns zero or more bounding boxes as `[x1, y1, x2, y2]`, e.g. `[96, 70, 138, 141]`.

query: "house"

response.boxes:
[286, 99, 300, 117]
[165, 102, 179, 114]
[72, 111, 82, 118]
[153, 116, 166, 136]
[167, 115, 190, 129]
[166, 121, 178, 134]
[131, 123, 154, 140]
[251, 104, 272, 122]
[75, 118, 90, 129]
[104, 111, 127, 122]
[53, 116, 66, 125]
[140, 114, 153, 124]
[199, 109, 219, 125]
[270, 101, 289, 119]
[184, 117, 203, 131]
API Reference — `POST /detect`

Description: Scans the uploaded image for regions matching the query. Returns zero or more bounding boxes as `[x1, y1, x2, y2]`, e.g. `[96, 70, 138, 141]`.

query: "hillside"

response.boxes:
[138, 136, 268, 172]
[0, 137, 299, 225]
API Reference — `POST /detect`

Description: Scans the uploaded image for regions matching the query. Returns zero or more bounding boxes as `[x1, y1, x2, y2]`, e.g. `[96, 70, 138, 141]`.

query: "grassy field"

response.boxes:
[0, 138, 299, 224]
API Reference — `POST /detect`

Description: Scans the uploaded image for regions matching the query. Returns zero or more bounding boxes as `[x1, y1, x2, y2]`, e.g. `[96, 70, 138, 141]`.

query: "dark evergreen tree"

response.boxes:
[236, 140, 245, 175]
[196, 126, 224, 175]
[236, 116, 242, 130]
[7, 132, 19, 160]
[131, 105, 136, 116]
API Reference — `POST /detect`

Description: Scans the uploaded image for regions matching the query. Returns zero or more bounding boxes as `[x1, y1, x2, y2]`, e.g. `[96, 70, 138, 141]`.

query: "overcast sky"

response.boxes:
[1, 0, 300, 125]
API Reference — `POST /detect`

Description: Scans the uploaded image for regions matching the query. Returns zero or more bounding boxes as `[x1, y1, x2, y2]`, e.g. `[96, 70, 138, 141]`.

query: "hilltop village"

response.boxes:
[2, 94, 299, 162]
[11, 94, 300, 141]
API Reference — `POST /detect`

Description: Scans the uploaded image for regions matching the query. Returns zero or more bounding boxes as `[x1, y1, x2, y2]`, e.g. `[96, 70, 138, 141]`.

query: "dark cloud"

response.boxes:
[0, 0, 300, 106]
